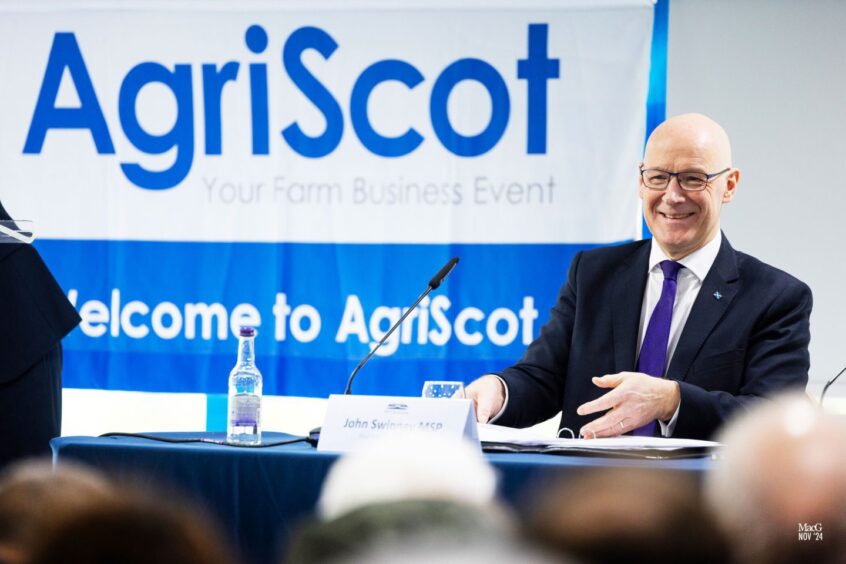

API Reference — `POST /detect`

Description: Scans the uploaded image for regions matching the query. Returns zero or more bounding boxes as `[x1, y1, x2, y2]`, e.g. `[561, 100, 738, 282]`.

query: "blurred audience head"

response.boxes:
[0, 460, 115, 564]
[341, 534, 560, 564]
[706, 393, 846, 564]
[286, 498, 517, 564]
[524, 467, 729, 564]
[26, 486, 238, 564]
[317, 435, 497, 519]
[286, 435, 510, 564]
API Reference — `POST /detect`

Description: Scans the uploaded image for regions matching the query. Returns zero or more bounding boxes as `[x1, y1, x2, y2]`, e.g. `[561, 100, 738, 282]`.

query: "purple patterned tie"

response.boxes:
[632, 260, 682, 437]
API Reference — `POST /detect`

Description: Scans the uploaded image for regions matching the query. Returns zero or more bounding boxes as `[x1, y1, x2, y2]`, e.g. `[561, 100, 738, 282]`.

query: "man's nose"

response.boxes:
[662, 176, 686, 203]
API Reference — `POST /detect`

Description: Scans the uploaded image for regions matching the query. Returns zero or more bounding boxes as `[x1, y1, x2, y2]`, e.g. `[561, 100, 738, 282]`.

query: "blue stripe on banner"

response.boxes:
[643, 0, 669, 240]
[206, 394, 227, 432]
[647, 0, 669, 139]
[36, 240, 625, 398]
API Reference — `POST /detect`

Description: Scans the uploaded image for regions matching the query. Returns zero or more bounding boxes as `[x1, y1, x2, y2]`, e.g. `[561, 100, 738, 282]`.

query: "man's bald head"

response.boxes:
[644, 113, 733, 168]
[639, 113, 740, 260]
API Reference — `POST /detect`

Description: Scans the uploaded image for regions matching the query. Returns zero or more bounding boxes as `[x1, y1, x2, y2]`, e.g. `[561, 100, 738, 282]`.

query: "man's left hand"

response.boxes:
[576, 372, 680, 438]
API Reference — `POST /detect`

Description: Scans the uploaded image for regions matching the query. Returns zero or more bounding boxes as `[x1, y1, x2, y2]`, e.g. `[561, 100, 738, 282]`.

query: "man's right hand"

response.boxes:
[465, 374, 506, 423]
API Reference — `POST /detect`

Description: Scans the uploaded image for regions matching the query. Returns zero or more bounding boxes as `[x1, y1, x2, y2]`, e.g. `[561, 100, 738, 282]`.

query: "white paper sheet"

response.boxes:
[478, 423, 720, 451]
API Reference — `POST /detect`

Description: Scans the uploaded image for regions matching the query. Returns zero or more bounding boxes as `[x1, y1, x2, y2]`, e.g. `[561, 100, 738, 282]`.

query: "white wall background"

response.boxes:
[665, 0, 845, 399]
[63, 0, 846, 436]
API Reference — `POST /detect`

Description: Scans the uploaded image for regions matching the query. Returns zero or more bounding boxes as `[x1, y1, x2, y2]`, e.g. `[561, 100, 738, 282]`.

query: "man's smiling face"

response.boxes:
[640, 114, 739, 260]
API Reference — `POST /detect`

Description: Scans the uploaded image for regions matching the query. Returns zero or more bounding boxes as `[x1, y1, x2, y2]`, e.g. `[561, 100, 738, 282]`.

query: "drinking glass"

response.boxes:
[421, 381, 465, 399]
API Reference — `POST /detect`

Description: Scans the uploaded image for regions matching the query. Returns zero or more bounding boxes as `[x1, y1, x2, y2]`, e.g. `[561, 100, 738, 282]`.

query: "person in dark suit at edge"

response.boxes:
[0, 201, 80, 467]
[466, 113, 811, 440]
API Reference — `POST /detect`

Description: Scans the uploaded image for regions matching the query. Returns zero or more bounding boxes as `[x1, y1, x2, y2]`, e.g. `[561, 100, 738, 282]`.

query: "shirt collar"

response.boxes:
[648, 233, 722, 282]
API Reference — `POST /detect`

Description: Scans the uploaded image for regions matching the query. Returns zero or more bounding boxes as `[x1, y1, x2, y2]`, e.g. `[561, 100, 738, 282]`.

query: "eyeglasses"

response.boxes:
[640, 166, 731, 192]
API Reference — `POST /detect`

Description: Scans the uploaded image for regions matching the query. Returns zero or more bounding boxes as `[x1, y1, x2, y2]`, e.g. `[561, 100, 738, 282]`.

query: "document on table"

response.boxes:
[478, 423, 720, 452]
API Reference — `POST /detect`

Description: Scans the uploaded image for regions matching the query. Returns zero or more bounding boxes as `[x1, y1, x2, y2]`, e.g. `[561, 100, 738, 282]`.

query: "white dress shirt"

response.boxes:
[644, 233, 722, 436]
[489, 233, 723, 437]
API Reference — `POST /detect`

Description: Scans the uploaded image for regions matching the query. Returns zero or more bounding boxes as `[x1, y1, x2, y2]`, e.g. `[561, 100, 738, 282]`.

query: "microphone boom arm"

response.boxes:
[820, 365, 846, 406]
[344, 286, 434, 395]
[343, 257, 459, 395]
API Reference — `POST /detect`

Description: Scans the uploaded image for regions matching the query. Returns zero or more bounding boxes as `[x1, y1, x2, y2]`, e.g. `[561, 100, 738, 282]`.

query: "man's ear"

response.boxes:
[722, 168, 740, 203]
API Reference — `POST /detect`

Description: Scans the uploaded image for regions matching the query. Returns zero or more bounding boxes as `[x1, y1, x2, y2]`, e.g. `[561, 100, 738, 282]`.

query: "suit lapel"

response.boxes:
[612, 241, 651, 373]
[667, 234, 740, 381]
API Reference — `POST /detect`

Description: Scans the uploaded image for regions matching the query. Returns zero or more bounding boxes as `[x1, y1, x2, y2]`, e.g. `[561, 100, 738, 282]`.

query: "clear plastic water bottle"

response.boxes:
[227, 326, 262, 445]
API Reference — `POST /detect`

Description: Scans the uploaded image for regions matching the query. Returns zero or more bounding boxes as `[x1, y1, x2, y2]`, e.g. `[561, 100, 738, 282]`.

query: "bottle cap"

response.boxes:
[239, 326, 256, 337]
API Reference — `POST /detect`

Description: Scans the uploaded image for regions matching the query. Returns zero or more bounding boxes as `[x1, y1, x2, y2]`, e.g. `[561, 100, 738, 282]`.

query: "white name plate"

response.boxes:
[317, 394, 479, 453]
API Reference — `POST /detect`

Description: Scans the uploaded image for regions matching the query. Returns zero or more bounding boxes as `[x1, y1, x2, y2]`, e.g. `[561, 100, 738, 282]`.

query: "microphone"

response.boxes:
[428, 256, 459, 289]
[343, 257, 459, 395]
[820, 365, 846, 406]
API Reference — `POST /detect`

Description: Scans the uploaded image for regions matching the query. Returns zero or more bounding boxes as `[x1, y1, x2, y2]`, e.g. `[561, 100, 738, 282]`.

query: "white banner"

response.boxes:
[1, 0, 652, 243]
[0, 0, 657, 398]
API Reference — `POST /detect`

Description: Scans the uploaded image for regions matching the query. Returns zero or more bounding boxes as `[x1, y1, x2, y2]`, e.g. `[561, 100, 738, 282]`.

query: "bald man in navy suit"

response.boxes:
[0, 201, 80, 466]
[466, 114, 811, 440]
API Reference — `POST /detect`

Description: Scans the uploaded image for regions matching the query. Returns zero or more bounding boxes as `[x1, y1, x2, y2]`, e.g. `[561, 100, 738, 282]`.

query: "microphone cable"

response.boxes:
[98, 432, 312, 448]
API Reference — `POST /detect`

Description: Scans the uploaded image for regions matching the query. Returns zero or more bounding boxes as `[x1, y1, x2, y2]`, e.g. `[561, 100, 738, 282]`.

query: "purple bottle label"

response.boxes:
[230, 395, 260, 426]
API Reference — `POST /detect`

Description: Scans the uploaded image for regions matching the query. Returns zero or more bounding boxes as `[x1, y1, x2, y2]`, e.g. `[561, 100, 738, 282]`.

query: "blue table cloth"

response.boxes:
[52, 432, 714, 564]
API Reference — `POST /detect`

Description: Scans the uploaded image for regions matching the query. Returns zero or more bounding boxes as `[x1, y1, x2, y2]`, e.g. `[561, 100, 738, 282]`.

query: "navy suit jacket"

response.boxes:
[496, 235, 812, 440]
[0, 202, 80, 383]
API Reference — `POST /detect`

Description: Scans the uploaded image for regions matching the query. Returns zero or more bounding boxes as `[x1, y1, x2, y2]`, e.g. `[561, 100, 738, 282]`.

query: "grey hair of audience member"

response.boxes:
[524, 467, 730, 564]
[292, 435, 511, 564]
[317, 434, 498, 520]
[285, 498, 518, 564]
[340, 536, 561, 564]
[705, 392, 846, 564]
[0, 460, 116, 564]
